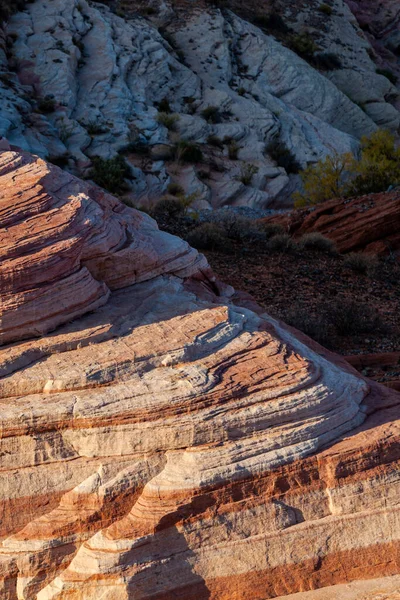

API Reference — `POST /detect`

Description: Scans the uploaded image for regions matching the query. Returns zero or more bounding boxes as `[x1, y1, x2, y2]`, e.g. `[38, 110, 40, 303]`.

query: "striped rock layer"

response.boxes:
[0, 150, 399, 599]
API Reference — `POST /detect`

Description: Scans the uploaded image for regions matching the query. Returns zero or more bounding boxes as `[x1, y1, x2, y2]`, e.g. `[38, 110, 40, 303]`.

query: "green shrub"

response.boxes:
[173, 139, 203, 163]
[331, 300, 385, 335]
[238, 163, 259, 185]
[284, 310, 330, 346]
[299, 233, 336, 253]
[167, 182, 185, 196]
[37, 96, 56, 113]
[227, 140, 240, 160]
[266, 233, 297, 253]
[253, 12, 289, 33]
[90, 155, 130, 194]
[152, 196, 185, 220]
[156, 97, 171, 113]
[343, 252, 378, 275]
[261, 223, 285, 239]
[266, 140, 301, 174]
[289, 33, 319, 59]
[186, 222, 229, 251]
[201, 105, 222, 124]
[219, 213, 265, 243]
[156, 112, 180, 131]
[319, 4, 333, 16]
[207, 134, 224, 149]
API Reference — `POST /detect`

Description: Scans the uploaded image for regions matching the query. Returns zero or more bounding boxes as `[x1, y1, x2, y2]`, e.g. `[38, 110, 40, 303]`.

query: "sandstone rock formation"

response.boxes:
[261, 190, 400, 258]
[0, 149, 400, 599]
[0, 0, 399, 209]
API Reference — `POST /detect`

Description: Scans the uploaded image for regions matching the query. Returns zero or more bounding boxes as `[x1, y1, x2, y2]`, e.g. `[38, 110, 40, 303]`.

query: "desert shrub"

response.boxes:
[219, 213, 265, 243]
[207, 134, 224, 149]
[238, 162, 259, 185]
[156, 112, 180, 131]
[266, 140, 301, 174]
[47, 152, 71, 167]
[376, 68, 398, 85]
[266, 233, 297, 253]
[90, 155, 130, 194]
[84, 119, 110, 135]
[201, 105, 222, 124]
[227, 140, 240, 160]
[152, 197, 185, 220]
[319, 3, 333, 16]
[284, 310, 330, 346]
[299, 233, 337, 253]
[289, 33, 319, 59]
[173, 139, 203, 163]
[167, 182, 184, 196]
[186, 222, 228, 251]
[314, 52, 342, 70]
[331, 300, 385, 335]
[37, 96, 56, 113]
[0, 0, 31, 23]
[293, 151, 354, 206]
[295, 130, 400, 206]
[156, 97, 171, 113]
[253, 12, 289, 33]
[347, 129, 400, 196]
[343, 252, 378, 275]
[261, 223, 285, 239]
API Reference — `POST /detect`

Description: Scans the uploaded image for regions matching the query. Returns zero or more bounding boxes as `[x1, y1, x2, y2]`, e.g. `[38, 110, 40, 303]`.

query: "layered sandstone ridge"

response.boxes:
[0, 150, 399, 599]
[262, 191, 400, 258]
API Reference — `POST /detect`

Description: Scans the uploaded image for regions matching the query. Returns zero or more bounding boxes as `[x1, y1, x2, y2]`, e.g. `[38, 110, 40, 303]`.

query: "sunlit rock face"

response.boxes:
[1, 0, 398, 209]
[0, 149, 399, 599]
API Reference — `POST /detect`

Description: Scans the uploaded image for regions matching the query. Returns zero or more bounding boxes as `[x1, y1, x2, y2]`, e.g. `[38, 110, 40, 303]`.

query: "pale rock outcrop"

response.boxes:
[0, 149, 399, 599]
[1, 0, 397, 209]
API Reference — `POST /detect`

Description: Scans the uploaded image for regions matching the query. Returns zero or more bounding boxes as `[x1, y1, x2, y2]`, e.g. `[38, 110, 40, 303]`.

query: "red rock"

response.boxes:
[262, 191, 400, 257]
[0, 150, 399, 600]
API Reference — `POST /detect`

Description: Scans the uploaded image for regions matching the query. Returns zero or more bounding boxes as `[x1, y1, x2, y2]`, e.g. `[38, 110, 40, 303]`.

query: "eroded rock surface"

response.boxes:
[0, 0, 398, 208]
[0, 150, 399, 599]
[262, 191, 400, 258]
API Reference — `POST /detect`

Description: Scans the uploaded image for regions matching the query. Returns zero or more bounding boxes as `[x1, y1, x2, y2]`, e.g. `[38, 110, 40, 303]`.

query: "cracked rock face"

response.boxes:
[0, 0, 398, 209]
[0, 149, 399, 599]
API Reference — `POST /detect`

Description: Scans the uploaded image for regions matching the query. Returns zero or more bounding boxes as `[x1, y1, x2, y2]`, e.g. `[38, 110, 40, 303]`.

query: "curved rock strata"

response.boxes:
[0, 150, 399, 599]
[261, 191, 400, 258]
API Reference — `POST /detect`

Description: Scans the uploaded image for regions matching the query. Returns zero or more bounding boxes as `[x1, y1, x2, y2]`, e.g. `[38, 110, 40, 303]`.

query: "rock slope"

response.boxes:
[0, 149, 399, 599]
[261, 190, 400, 257]
[0, 0, 399, 208]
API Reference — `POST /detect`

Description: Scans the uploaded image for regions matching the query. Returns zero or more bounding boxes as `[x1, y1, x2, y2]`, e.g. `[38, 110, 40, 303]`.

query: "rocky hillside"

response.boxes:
[0, 0, 399, 209]
[0, 147, 400, 599]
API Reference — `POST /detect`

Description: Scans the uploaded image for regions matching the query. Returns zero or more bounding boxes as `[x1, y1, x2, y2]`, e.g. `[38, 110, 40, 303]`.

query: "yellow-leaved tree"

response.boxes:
[293, 130, 400, 207]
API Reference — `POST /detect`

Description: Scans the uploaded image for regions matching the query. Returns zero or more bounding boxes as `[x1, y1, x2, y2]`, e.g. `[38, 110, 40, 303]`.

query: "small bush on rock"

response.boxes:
[157, 112, 180, 131]
[238, 162, 259, 185]
[90, 155, 130, 194]
[331, 300, 385, 335]
[186, 222, 229, 251]
[201, 106, 222, 124]
[266, 140, 301, 174]
[299, 233, 337, 253]
[266, 233, 297, 253]
[152, 197, 185, 220]
[343, 252, 378, 275]
[284, 310, 330, 346]
[173, 139, 203, 163]
[167, 182, 185, 196]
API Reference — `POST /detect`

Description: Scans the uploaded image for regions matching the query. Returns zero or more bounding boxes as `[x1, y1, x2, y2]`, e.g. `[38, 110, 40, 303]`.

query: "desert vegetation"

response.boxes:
[294, 130, 400, 206]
